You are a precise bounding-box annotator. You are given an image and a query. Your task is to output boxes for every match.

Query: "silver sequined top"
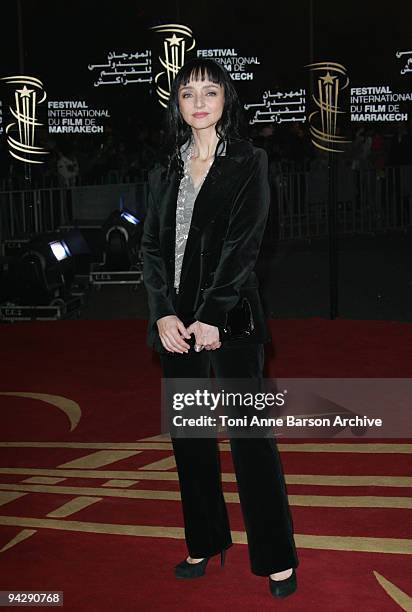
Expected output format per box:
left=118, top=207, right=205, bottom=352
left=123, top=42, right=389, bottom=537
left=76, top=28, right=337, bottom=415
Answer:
left=174, top=138, right=226, bottom=292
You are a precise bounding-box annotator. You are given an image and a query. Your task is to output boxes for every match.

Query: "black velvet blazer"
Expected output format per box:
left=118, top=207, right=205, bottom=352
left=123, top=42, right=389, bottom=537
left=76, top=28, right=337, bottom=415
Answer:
left=141, top=138, right=272, bottom=354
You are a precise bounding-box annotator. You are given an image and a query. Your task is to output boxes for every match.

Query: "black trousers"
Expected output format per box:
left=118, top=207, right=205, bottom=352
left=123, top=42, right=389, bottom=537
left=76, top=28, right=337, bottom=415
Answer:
left=159, top=338, right=299, bottom=576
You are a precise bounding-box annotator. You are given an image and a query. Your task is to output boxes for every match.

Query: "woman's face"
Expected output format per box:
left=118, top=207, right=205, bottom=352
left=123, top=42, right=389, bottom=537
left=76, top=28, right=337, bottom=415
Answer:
left=178, top=76, right=225, bottom=131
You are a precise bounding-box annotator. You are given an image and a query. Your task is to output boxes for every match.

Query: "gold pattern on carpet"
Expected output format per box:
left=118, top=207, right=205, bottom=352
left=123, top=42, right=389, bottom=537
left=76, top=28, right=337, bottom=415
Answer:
left=0, top=430, right=411, bottom=612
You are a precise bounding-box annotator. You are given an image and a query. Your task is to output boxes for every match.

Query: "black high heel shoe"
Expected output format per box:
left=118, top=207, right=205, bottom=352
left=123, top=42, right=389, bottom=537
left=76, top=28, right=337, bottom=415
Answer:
left=268, top=568, right=297, bottom=598
left=174, top=548, right=227, bottom=578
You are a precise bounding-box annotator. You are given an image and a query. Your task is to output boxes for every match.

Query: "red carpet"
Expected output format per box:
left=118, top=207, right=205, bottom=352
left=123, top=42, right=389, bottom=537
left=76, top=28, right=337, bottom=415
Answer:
left=0, top=318, right=411, bottom=611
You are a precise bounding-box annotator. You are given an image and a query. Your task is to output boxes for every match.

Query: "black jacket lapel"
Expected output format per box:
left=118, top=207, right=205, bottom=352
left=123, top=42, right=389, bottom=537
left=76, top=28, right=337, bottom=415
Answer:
left=178, top=147, right=249, bottom=289
left=156, top=169, right=179, bottom=285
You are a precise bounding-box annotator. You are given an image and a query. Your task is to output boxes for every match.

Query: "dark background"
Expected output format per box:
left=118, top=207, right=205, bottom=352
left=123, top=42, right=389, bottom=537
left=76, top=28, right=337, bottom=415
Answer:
left=1, top=1, right=412, bottom=130
left=1, top=1, right=412, bottom=322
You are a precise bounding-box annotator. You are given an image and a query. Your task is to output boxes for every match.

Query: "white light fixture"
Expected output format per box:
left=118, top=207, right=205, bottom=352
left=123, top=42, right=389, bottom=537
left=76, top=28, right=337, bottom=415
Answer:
left=49, top=240, right=71, bottom=261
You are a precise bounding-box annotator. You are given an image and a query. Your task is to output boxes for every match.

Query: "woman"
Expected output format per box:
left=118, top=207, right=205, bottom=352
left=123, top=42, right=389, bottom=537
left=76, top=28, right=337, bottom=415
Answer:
left=142, top=58, right=299, bottom=598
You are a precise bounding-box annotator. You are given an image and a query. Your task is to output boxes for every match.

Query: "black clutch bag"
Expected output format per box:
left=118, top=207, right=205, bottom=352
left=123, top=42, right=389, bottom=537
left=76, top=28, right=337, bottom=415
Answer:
left=219, top=297, right=255, bottom=341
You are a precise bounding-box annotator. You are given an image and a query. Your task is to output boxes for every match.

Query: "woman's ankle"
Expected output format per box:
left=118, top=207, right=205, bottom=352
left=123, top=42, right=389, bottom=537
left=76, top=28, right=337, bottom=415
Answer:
left=270, top=568, right=293, bottom=580
left=186, top=556, right=205, bottom=564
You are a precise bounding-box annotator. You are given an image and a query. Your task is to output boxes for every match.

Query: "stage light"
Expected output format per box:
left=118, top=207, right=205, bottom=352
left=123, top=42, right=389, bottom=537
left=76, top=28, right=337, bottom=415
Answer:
left=49, top=240, right=71, bottom=261
left=3, top=229, right=90, bottom=307
left=7, top=248, right=65, bottom=306
left=120, top=210, right=140, bottom=225
left=101, top=208, right=142, bottom=272
left=48, top=228, right=90, bottom=262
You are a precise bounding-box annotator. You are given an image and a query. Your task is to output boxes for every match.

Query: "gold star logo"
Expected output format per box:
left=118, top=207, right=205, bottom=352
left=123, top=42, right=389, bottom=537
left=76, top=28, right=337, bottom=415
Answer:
left=166, top=33, right=184, bottom=46
left=320, top=72, right=336, bottom=85
left=16, top=85, right=34, bottom=98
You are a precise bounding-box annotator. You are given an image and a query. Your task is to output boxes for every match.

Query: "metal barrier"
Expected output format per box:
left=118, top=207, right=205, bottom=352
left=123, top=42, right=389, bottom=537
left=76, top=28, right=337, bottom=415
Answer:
left=0, top=182, right=148, bottom=247
left=272, top=164, right=412, bottom=240
left=1, top=168, right=411, bottom=248
left=0, top=170, right=146, bottom=192
left=0, top=187, right=72, bottom=245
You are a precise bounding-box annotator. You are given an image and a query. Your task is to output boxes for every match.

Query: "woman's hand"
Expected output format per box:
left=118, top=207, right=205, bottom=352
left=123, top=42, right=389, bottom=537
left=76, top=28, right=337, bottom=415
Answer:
left=156, top=315, right=191, bottom=353
left=186, top=320, right=222, bottom=351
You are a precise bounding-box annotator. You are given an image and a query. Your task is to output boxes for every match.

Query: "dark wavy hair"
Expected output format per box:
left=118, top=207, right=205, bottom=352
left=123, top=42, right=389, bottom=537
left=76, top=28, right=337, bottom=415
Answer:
left=164, top=58, right=246, bottom=178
